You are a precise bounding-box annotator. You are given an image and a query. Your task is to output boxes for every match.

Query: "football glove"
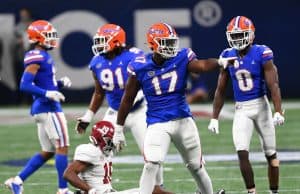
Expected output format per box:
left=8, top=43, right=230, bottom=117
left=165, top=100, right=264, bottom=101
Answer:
left=59, top=76, right=72, bottom=88
left=273, top=112, right=285, bottom=126
left=218, top=56, right=237, bottom=69
left=45, top=91, right=65, bottom=102
left=113, top=124, right=126, bottom=153
left=208, top=118, right=219, bottom=134
left=75, top=109, right=94, bottom=134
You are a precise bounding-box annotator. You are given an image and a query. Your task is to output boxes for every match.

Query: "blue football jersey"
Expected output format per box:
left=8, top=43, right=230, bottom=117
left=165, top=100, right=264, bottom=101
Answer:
left=128, top=48, right=196, bottom=125
left=89, top=47, right=143, bottom=110
left=220, top=44, right=274, bottom=102
left=23, top=49, right=62, bottom=115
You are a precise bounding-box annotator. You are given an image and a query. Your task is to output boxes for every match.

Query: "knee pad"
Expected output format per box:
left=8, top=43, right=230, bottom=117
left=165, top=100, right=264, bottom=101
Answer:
left=186, top=159, right=202, bottom=171
left=144, top=162, right=160, bottom=172
left=266, top=153, right=280, bottom=167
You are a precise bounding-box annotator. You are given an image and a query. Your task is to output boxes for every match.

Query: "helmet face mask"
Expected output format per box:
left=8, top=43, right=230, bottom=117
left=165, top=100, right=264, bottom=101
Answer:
left=154, top=37, right=179, bottom=58
left=226, top=16, right=255, bottom=51
left=101, top=137, right=114, bottom=155
left=92, top=35, right=112, bottom=55
left=226, top=30, right=254, bottom=50
left=92, top=24, right=126, bottom=56
left=41, top=29, right=59, bottom=48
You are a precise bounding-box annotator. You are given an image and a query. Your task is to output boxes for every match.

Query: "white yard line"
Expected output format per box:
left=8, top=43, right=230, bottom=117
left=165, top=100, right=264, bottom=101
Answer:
left=110, top=151, right=300, bottom=164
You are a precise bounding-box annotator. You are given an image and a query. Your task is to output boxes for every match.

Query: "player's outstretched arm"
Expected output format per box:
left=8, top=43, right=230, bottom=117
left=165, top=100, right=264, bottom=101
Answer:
left=188, top=57, right=237, bottom=73
left=76, top=73, right=105, bottom=134
left=264, top=60, right=284, bottom=125
left=63, top=160, right=94, bottom=193
left=208, top=69, right=229, bottom=134
left=188, top=58, right=219, bottom=73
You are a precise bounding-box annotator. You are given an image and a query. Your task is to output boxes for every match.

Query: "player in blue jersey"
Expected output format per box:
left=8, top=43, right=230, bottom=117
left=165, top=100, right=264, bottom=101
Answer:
left=75, top=24, right=172, bottom=194
left=4, top=20, right=73, bottom=194
left=116, top=22, right=234, bottom=194
left=208, top=16, right=284, bottom=194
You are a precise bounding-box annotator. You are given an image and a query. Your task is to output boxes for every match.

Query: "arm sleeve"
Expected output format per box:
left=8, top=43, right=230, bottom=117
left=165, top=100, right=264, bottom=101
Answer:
left=19, top=72, right=46, bottom=97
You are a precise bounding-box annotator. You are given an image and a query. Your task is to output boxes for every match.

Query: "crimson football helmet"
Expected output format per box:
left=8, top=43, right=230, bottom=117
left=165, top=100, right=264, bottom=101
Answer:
left=226, top=16, right=255, bottom=50
left=27, top=20, right=59, bottom=49
left=147, top=22, right=179, bottom=58
left=89, top=120, right=115, bottom=155
left=92, top=24, right=126, bottom=55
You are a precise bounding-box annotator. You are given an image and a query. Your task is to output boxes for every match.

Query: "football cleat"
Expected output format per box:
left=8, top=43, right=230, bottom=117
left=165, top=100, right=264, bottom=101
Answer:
left=4, top=177, right=24, bottom=194
left=215, top=189, right=225, bottom=194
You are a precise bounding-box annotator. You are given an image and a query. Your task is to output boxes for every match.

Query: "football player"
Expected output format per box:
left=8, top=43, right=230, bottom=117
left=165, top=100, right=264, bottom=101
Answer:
left=116, top=22, right=232, bottom=194
left=75, top=24, right=171, bottom=194
left=208, top=16, right=284, bottom=194
left=4, top=20, right=73, bottom=194
left=64, top=120, right=141, bottom=194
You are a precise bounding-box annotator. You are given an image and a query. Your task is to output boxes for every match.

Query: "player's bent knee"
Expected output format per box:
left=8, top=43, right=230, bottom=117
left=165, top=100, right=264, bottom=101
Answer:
left=264, top=149, right=276, bottom=157
left=186, top=159, right=202, bottom=171
left=144, top=161, right=160, bottom=171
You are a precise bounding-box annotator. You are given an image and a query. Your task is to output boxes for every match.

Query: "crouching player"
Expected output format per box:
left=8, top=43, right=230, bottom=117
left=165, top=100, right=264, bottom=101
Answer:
left=64, top=120, right=162, bottom=194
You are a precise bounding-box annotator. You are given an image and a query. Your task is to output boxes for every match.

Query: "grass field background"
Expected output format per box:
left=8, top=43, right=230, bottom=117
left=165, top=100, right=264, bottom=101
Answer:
left=0, top=103, right=299, bottom=193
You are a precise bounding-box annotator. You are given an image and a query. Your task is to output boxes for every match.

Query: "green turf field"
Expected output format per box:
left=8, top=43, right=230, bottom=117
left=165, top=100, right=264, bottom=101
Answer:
left=0, top=106, right=299, bottom=193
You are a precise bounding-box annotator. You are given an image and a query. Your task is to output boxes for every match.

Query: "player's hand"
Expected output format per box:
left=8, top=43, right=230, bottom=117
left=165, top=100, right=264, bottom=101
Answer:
left=45, top=91, right=65, bottom=102
left=75, top=109, right=94, bottom=134
left=208, top=118, right=219, bottom=134
left=218, top=56, right=237, bottom=69
left=59, top=76, right=72, bottom=88
left=273, top=112, right=285, bottom=126
left=87, top=188, right=96, bottom=194
left=113, top=124, right=126, bottom=153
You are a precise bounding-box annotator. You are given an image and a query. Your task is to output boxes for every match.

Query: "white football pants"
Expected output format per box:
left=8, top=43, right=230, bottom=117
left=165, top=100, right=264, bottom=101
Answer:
left=33, top=112, right=70, bottom=152
left=233, top=95, right=276, bottom=156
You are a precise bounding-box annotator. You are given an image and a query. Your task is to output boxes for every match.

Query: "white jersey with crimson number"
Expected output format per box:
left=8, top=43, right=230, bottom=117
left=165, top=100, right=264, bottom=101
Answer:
left=74, top=143, right=113, bottom=193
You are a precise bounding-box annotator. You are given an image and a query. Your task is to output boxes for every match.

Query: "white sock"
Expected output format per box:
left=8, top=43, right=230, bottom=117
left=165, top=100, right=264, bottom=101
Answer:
left=58, top=188, right=68, bottom=193
left=155, top=165, right=163, bottom=186
left=14, top=176, right=23, bottom=185
left=139, top=162, right=159, bottom=194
